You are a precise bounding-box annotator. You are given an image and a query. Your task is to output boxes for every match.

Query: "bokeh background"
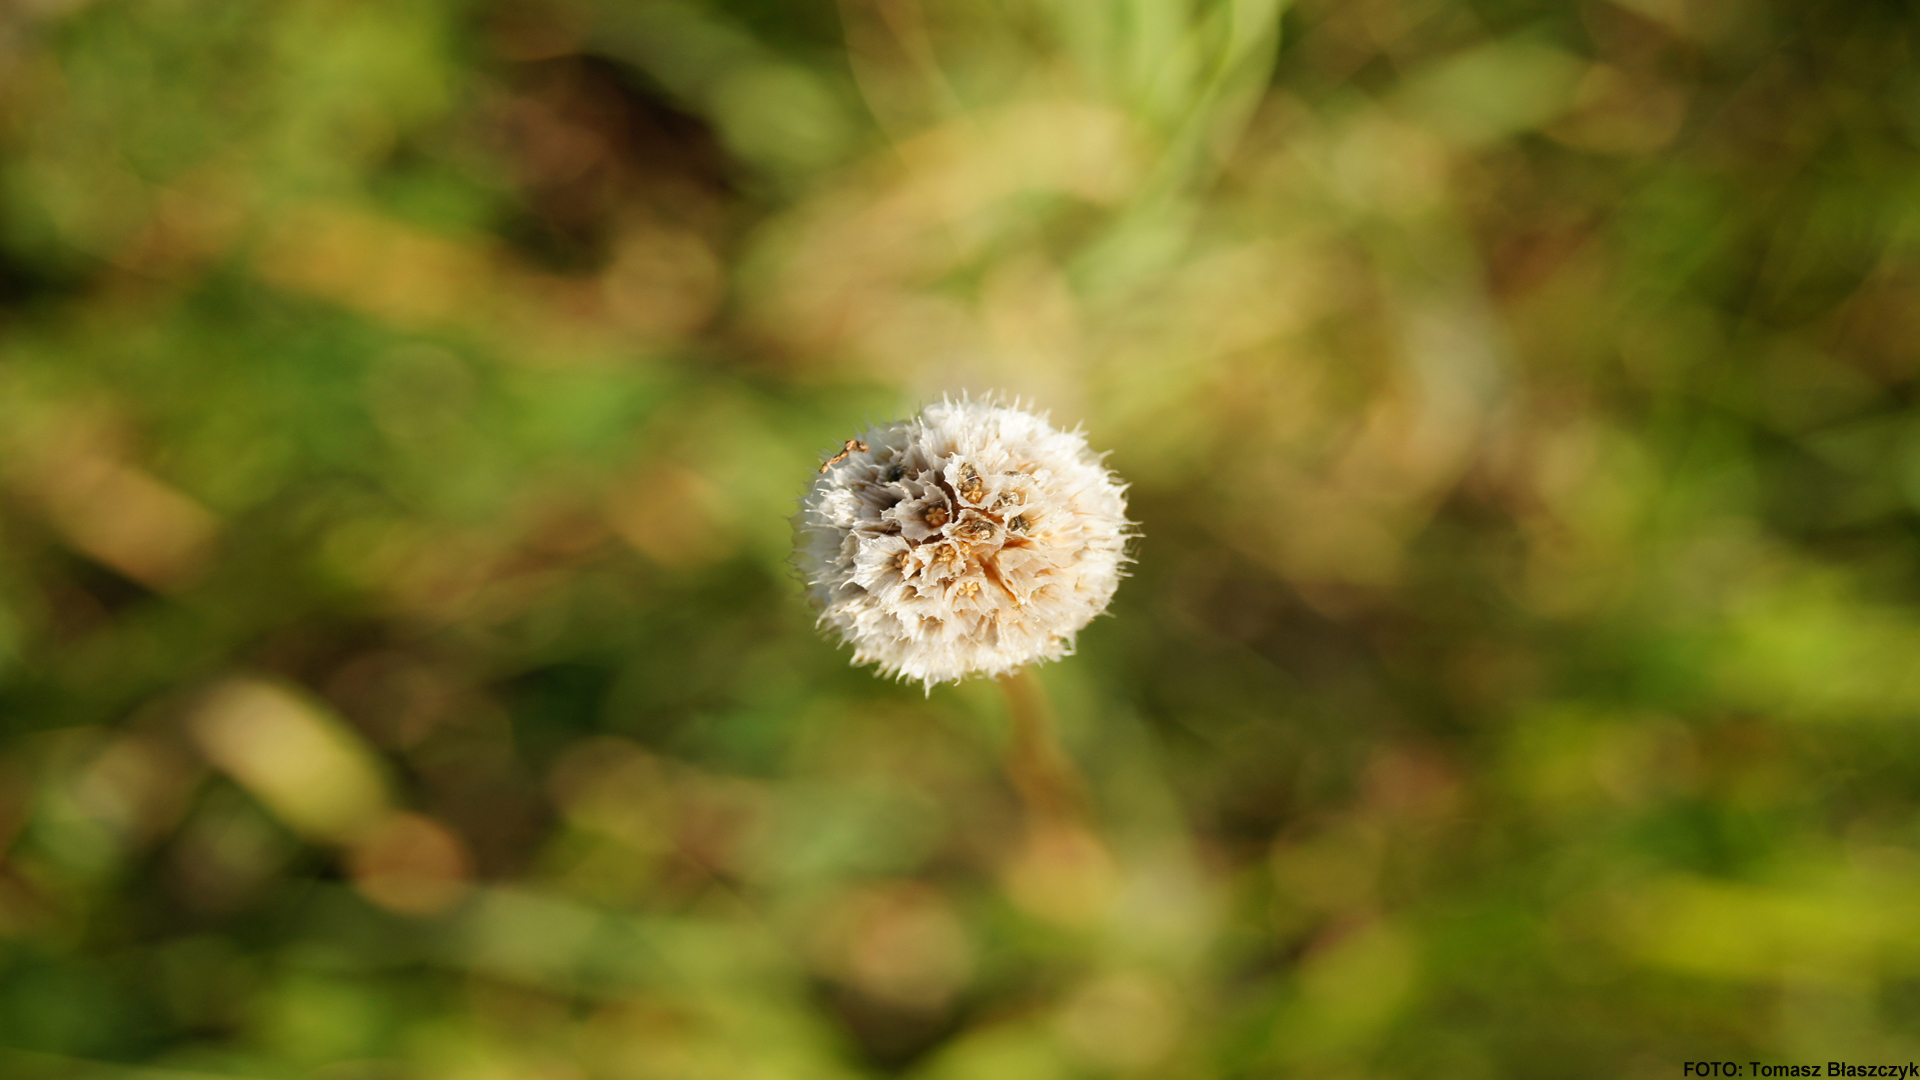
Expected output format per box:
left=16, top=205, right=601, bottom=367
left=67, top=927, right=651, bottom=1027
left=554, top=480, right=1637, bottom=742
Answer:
left=3, top=0, right=1920, bottom=1075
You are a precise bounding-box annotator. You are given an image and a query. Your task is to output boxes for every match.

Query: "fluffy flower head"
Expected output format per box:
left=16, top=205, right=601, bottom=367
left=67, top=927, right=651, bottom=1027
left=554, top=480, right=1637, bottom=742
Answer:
left=796, top=398, right=1130, bottom=687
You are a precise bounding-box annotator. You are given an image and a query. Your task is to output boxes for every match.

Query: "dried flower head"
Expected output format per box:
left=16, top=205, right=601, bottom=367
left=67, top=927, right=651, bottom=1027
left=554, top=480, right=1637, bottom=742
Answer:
left=796, top=398, right=1130, bottom=687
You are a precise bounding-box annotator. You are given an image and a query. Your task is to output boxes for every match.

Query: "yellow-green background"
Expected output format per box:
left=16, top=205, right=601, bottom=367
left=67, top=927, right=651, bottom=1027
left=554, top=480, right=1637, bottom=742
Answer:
left=2, top=0, right=1917, bottom=1075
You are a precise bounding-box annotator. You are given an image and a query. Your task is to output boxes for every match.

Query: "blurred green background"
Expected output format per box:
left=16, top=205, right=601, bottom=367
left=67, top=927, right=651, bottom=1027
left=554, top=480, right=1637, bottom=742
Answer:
left=3, top=0, right=1920, bottom=1075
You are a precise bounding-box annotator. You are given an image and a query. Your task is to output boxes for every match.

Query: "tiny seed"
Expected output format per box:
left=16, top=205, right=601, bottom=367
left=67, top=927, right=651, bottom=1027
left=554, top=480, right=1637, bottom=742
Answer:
left=1008, top=514, right=1030, bottom=533
left=886, top=463, right=906, bottom=482
left=925, top=505, right=950, bottom=529
left=958, top=463, right=985, bottom=502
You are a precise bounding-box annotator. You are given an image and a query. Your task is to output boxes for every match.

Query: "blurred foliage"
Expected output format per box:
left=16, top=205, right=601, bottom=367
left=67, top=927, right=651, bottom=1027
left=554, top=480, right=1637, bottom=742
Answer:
left=3, top=0, right=1920, bottom=1075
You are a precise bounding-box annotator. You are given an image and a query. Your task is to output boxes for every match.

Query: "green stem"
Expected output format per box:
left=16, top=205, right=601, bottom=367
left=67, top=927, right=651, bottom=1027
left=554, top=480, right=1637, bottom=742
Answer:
left=998, top=667, right=1088, bottom=830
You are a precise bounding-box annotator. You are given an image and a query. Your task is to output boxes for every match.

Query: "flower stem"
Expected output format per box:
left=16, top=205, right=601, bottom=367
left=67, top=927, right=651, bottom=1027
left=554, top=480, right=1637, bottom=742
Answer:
left=998, top=667, right=1088, bottom=829
left=996, top=667, right=1114, bottom=922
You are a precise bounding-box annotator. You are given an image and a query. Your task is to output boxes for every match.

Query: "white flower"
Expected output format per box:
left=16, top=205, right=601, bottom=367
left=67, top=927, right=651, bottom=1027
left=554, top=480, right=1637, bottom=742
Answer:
left=796, top=398, right=1131, bottom=687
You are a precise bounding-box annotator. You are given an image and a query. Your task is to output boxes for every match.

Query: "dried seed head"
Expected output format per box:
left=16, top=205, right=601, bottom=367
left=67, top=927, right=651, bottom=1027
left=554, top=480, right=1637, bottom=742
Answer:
left=795, top=397, right=1131, bottom=687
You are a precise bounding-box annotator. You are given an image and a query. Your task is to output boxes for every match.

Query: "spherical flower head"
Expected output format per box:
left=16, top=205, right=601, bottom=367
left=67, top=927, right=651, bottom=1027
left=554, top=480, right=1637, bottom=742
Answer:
left=796, top=398, right=1131, bottom=688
